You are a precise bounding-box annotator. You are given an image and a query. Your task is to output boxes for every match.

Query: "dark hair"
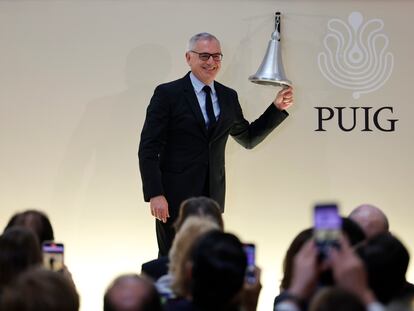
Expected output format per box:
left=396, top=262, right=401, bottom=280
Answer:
left=5, top=210, right=54, bottom=244
left=357, top=233, right=410, bottom=304
left=104, top=274, right=162, bottom=311
left=174, top=196, right=223, bottom=232
left=0, top=227, right=42, bottom=290
left=309, top=287, right=366, bottom=311
left=281, top=228, right=313, bottom=290
left=191, top=231, right=247, bottom=311
left=0, top=268, right=79, bottom=311
left=341, top=217, right=366, bottom=246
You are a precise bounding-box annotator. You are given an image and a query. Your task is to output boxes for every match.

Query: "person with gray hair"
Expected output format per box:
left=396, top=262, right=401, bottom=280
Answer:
left=187, top=32, right=220, bottom=52
left=139, top=32, right=294, bottom=256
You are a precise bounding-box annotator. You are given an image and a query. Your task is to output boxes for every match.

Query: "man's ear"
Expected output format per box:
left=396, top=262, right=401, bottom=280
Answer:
left=185, top=52, right=191, bottom=65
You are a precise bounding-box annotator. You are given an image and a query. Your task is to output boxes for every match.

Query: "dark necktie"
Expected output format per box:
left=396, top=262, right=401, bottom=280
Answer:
left=203, top=85, right=216, bottom=128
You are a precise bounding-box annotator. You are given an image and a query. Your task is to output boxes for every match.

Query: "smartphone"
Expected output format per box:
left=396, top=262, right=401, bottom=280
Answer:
left=42, top=241, right=64, bottom=272
left=243, top=243, right=256, bottom=284
left=314, top=204, right=342, bottom=259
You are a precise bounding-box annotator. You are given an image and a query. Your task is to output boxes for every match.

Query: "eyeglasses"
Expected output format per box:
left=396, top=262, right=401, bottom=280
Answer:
left=190, top=50, right=223, bottom=61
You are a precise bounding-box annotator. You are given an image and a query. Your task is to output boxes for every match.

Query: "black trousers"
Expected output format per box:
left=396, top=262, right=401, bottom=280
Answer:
left=155, top=171, right=210, bottom=257
left=155, top=218, right=176, bottom=258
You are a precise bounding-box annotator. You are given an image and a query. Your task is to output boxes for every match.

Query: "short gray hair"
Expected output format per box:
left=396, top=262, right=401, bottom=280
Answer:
left=187, top=32, right=220, bottom=51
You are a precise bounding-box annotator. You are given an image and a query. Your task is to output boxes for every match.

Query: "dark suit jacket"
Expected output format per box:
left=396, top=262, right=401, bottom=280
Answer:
left=139, top=72, right=288, bottom=217
left=141, top=256, right=169, bottom=281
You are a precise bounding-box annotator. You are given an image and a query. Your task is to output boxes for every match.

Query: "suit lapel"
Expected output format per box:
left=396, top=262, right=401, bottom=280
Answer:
left=183, top=73, right=209, bottom=137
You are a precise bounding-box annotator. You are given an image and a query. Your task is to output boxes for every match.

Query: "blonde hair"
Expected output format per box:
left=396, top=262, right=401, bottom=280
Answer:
left=169, top=216, right=220, bottom=297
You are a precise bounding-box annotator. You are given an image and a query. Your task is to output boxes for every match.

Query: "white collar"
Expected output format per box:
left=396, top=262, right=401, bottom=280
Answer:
left=189, top=72, right=216, bottom=94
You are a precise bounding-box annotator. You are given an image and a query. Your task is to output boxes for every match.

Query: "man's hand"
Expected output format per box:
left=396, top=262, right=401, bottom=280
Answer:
left=150, top=195, right=169, bottom=223
left=273, top=86, right=294, bottom=111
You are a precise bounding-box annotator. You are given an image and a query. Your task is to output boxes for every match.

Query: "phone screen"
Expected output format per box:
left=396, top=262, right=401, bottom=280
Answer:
left=243, top=243, right=256, bottom=284
left=42, top=241, right=64, bottom=272
left=314, top=204, right=341, bottom=258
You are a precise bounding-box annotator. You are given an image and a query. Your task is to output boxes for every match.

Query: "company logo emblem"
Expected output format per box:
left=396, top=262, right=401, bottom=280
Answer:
left=318, top=12, right=393, bottom=99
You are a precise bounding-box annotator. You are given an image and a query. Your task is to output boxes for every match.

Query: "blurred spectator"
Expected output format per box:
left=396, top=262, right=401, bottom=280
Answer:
left=190, top=231, right=251, bottom=311
left=104, top=274, right=162, bottom=311
left=142, top=196, right=223, bottom=281
left=309, top=287, right=366, bottom=311
left=349, top=204, right=389, bottom=239
left=356, top=233, right=412, bottom=305
left=173, top=196, right=224, bottom=232
left=4, top=209, right=54, bottom=245
left=159, top=216, right=220, bottom=301
left=0, top=267, right=79, bottom=311
left=280, top=218, right=365, bottom=291
left=280, top=228, right=313, bottom=291
left=0, top=227, right=42, bottom=291
left=274, top=236, right=380, bottom=311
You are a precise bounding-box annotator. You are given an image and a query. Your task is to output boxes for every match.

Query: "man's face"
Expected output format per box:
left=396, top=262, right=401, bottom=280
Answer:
left=186, top=39, right=222, bottom=85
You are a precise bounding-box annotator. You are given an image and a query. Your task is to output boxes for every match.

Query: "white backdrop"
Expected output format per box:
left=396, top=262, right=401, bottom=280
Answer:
left=1, top=1, right=413, bottom=310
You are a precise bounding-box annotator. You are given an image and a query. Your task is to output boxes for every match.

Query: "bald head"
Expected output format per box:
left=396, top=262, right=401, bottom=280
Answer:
left=349, top=204, right=389, bottom=239
left=104, top=274, right=161, bottom=311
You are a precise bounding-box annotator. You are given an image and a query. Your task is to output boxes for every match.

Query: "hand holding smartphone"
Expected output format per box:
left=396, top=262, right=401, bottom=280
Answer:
left=243, top=243, right=256, bottom=284
left=313, top=204, right=342, bottom=259
left=42, top=241, right=64, bottom=272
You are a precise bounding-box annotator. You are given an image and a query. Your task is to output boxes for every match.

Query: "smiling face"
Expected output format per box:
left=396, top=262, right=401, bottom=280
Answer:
left=186, top=38, right=222, bottom=85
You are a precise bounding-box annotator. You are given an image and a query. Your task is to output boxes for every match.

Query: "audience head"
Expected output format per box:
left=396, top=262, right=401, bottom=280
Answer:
left=309, top=287, right=366, bottom=311
left=190, top=230, right=247, bottom=311
left=170, top=216, right=220, bottom=298
left=0, top=267, right=79, bottom=311
left=0, top=227, right=42, bottom=290
left=357, top=233, right=409, bottom=304
left=281, top=228, right=313, bottom=290
left=349, top=204, right=389, bottom=239
left=104, top=274, right=161, bottom=311
left=174, top=196, right=223, bottom=232
left=5, top=209, right=54, bottom=244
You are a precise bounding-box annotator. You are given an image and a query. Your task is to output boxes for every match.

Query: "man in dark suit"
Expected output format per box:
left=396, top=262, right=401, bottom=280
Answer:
left=139, top=33, right=293, bottom=256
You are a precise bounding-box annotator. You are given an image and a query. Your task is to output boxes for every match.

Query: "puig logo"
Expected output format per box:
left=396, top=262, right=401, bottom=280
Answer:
left=315, top=12, right=397, bottom=132
left=318, top=11, right=393, bottom=99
